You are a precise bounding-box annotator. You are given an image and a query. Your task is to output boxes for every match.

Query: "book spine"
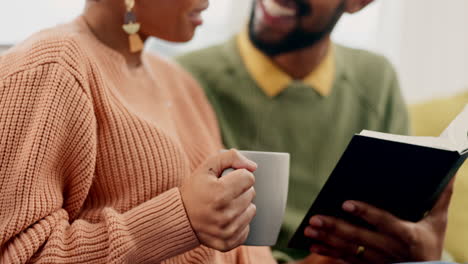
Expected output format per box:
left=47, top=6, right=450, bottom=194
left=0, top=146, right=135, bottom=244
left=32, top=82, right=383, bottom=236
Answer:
left=424, top=154, right=467, bottom=215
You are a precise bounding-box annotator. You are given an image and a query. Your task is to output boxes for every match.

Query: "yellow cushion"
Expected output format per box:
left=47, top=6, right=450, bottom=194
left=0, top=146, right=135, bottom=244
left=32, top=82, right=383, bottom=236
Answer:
left=410, top=92, right=468, bottom=263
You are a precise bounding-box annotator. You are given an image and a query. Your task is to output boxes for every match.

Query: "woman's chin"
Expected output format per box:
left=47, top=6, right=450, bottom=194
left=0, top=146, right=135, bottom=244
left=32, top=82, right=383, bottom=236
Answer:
left=155, top=31, right=196, bottom=43
left=173, top=34, right=195, bottom=43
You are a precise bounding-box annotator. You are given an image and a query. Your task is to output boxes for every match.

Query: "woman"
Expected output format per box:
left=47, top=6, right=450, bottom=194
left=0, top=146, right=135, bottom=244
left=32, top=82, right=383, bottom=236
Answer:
left=0, top=0, right=276, bottom=263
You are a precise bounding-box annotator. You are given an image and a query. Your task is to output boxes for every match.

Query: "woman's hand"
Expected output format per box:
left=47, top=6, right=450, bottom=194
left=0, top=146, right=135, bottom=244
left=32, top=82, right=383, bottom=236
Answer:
left=180, top=149, right=257, bottom=252
left=303, top=178, right=455, bottom=264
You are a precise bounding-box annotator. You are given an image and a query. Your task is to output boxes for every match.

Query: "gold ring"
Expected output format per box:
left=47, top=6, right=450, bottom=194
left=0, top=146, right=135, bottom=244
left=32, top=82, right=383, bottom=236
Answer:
left=355, top=245, right=365, bottom=257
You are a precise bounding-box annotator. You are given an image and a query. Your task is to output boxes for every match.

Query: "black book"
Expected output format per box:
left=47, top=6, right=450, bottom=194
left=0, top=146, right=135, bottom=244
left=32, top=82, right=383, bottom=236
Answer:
left=288, top=106, right=468, bottom=250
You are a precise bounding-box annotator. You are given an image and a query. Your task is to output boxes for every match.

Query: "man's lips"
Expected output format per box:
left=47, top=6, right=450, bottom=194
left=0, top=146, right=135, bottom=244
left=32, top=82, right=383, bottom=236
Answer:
left=258, top=0, right=298, bottom=30
left=262, top=0, right=298, bottom=17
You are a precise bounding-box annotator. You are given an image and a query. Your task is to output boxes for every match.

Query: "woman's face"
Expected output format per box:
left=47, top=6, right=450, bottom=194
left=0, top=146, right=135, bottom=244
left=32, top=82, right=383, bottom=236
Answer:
left=135, top=0, right=209, bottom=42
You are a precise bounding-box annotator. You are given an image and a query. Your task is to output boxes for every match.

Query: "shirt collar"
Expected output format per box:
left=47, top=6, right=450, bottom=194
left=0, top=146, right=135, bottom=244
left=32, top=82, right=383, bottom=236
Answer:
left=236, top=30, right=336, bottom=97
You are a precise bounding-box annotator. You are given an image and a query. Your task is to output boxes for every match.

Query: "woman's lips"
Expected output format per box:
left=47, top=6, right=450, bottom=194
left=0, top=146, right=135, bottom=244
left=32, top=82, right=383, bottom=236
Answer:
left=189, top=12, right=204, bottom=26
left=189, top=2, right=209, bottom=26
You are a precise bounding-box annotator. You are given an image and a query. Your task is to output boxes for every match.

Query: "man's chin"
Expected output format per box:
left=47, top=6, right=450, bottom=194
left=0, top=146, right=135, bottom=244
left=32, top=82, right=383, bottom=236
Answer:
left=249, top=38, right=291, bottom=56
left=254, top=35, right=290, bottom=48
left=249, top=28, right=328, bottom=56
left=252, top=26, right=295, bottom=47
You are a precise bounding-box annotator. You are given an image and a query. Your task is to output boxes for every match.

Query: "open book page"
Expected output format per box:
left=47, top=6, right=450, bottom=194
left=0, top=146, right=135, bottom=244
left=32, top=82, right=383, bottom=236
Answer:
left=359, top=130, right=456, bottom=151
left=440, top=105, right=468, bottom=153
left=360, top=104, right=468, bottom=153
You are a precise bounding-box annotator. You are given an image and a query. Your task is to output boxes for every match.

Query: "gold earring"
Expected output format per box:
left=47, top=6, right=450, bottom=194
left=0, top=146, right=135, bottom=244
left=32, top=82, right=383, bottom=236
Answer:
left=123, top=0, right=144, bottom=53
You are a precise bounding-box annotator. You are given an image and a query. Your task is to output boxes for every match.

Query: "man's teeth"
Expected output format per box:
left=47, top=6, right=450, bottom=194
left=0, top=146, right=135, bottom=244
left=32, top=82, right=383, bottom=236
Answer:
left=263, top=0, right=296, bottom=17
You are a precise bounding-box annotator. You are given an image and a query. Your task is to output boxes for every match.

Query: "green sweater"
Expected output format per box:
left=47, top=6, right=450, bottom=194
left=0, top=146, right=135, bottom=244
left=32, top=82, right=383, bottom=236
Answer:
left=177, top=39, right=409, bottom=260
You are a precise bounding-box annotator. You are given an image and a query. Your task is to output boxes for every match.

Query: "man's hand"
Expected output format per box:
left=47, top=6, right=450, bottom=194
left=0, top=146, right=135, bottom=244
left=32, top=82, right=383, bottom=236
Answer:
left=303, top=178, right=455, bottom=264
left=288, top=254, right=347, bottom=264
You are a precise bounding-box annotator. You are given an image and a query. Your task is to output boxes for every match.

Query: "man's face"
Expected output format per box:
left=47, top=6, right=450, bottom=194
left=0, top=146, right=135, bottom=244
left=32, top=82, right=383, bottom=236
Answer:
left=249, top=0, right=346, bottom=56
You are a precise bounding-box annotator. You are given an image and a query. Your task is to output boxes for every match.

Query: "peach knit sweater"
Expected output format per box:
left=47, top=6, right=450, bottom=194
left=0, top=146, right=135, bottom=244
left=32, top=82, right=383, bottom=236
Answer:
left=0, top=18, right=275, bottom=264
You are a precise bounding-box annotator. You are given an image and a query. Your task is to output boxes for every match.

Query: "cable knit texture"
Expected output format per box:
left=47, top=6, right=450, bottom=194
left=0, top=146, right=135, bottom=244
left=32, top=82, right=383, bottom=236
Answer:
left=0, top=17, right=275, bottom=264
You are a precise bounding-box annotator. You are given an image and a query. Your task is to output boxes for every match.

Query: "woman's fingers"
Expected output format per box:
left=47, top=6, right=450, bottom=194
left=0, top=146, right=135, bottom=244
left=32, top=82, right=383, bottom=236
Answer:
left=211, top=149, right=257, bottom=176
left=222, top=186, right=256, bottom=222
left=219, top=168, right=255, bottom=204
left=180, top=150, right=258, bottom=252
left=196, top=204, right=255, bottom=252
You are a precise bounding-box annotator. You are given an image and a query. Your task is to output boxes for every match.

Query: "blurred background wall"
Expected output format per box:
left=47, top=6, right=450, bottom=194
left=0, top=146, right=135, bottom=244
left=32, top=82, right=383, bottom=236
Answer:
left=1, top=0, right=468, bottom=104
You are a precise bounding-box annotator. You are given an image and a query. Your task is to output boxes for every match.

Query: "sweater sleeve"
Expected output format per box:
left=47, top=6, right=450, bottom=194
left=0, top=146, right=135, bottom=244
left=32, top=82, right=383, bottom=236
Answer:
left=0, top=63, right=199, bottom=264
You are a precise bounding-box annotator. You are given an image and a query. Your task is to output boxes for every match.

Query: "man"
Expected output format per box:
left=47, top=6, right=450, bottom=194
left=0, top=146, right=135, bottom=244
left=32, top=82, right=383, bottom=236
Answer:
left=177, top=0, right=453, bottom=263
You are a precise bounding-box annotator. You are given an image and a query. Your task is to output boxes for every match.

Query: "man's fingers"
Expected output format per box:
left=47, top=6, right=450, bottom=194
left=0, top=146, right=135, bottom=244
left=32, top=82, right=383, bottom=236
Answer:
left=306, top=215, right=404, bottom=259
left=309, top=243, right=393, bottom=264
left=304, top=227, right=351, bottom=259
left=299, top=254, right=349, bottom=264
left=342, top=200, right=411, bottom=238
left=341, top=201, right=421, bottom=248
left=428, top=177, right=455, bottom=220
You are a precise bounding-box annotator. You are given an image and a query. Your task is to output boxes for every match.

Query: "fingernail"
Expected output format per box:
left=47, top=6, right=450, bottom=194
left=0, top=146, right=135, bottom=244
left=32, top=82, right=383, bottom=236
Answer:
left=343, top=201, right=356, bottom=212
left=248, top=160, right=258, bottom=169
left=240, top=153, right=257, bottom=169
left=305, top=227, right=319, bottom=238
left=309, top=217, right=323, bottom=227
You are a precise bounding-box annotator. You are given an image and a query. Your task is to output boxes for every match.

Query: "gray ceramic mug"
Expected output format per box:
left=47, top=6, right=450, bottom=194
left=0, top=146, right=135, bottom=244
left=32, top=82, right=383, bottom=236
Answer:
left=222, top=150, right=290, bottom=246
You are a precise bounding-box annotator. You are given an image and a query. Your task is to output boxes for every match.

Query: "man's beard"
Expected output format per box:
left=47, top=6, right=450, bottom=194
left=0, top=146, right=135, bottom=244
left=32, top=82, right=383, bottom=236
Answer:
left=249, top=0, right=346, bottom=56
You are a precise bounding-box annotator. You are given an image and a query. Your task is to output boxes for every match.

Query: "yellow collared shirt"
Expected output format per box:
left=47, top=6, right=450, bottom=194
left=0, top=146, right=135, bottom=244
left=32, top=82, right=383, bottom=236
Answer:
left=237, top=30, right=336, bottom=97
